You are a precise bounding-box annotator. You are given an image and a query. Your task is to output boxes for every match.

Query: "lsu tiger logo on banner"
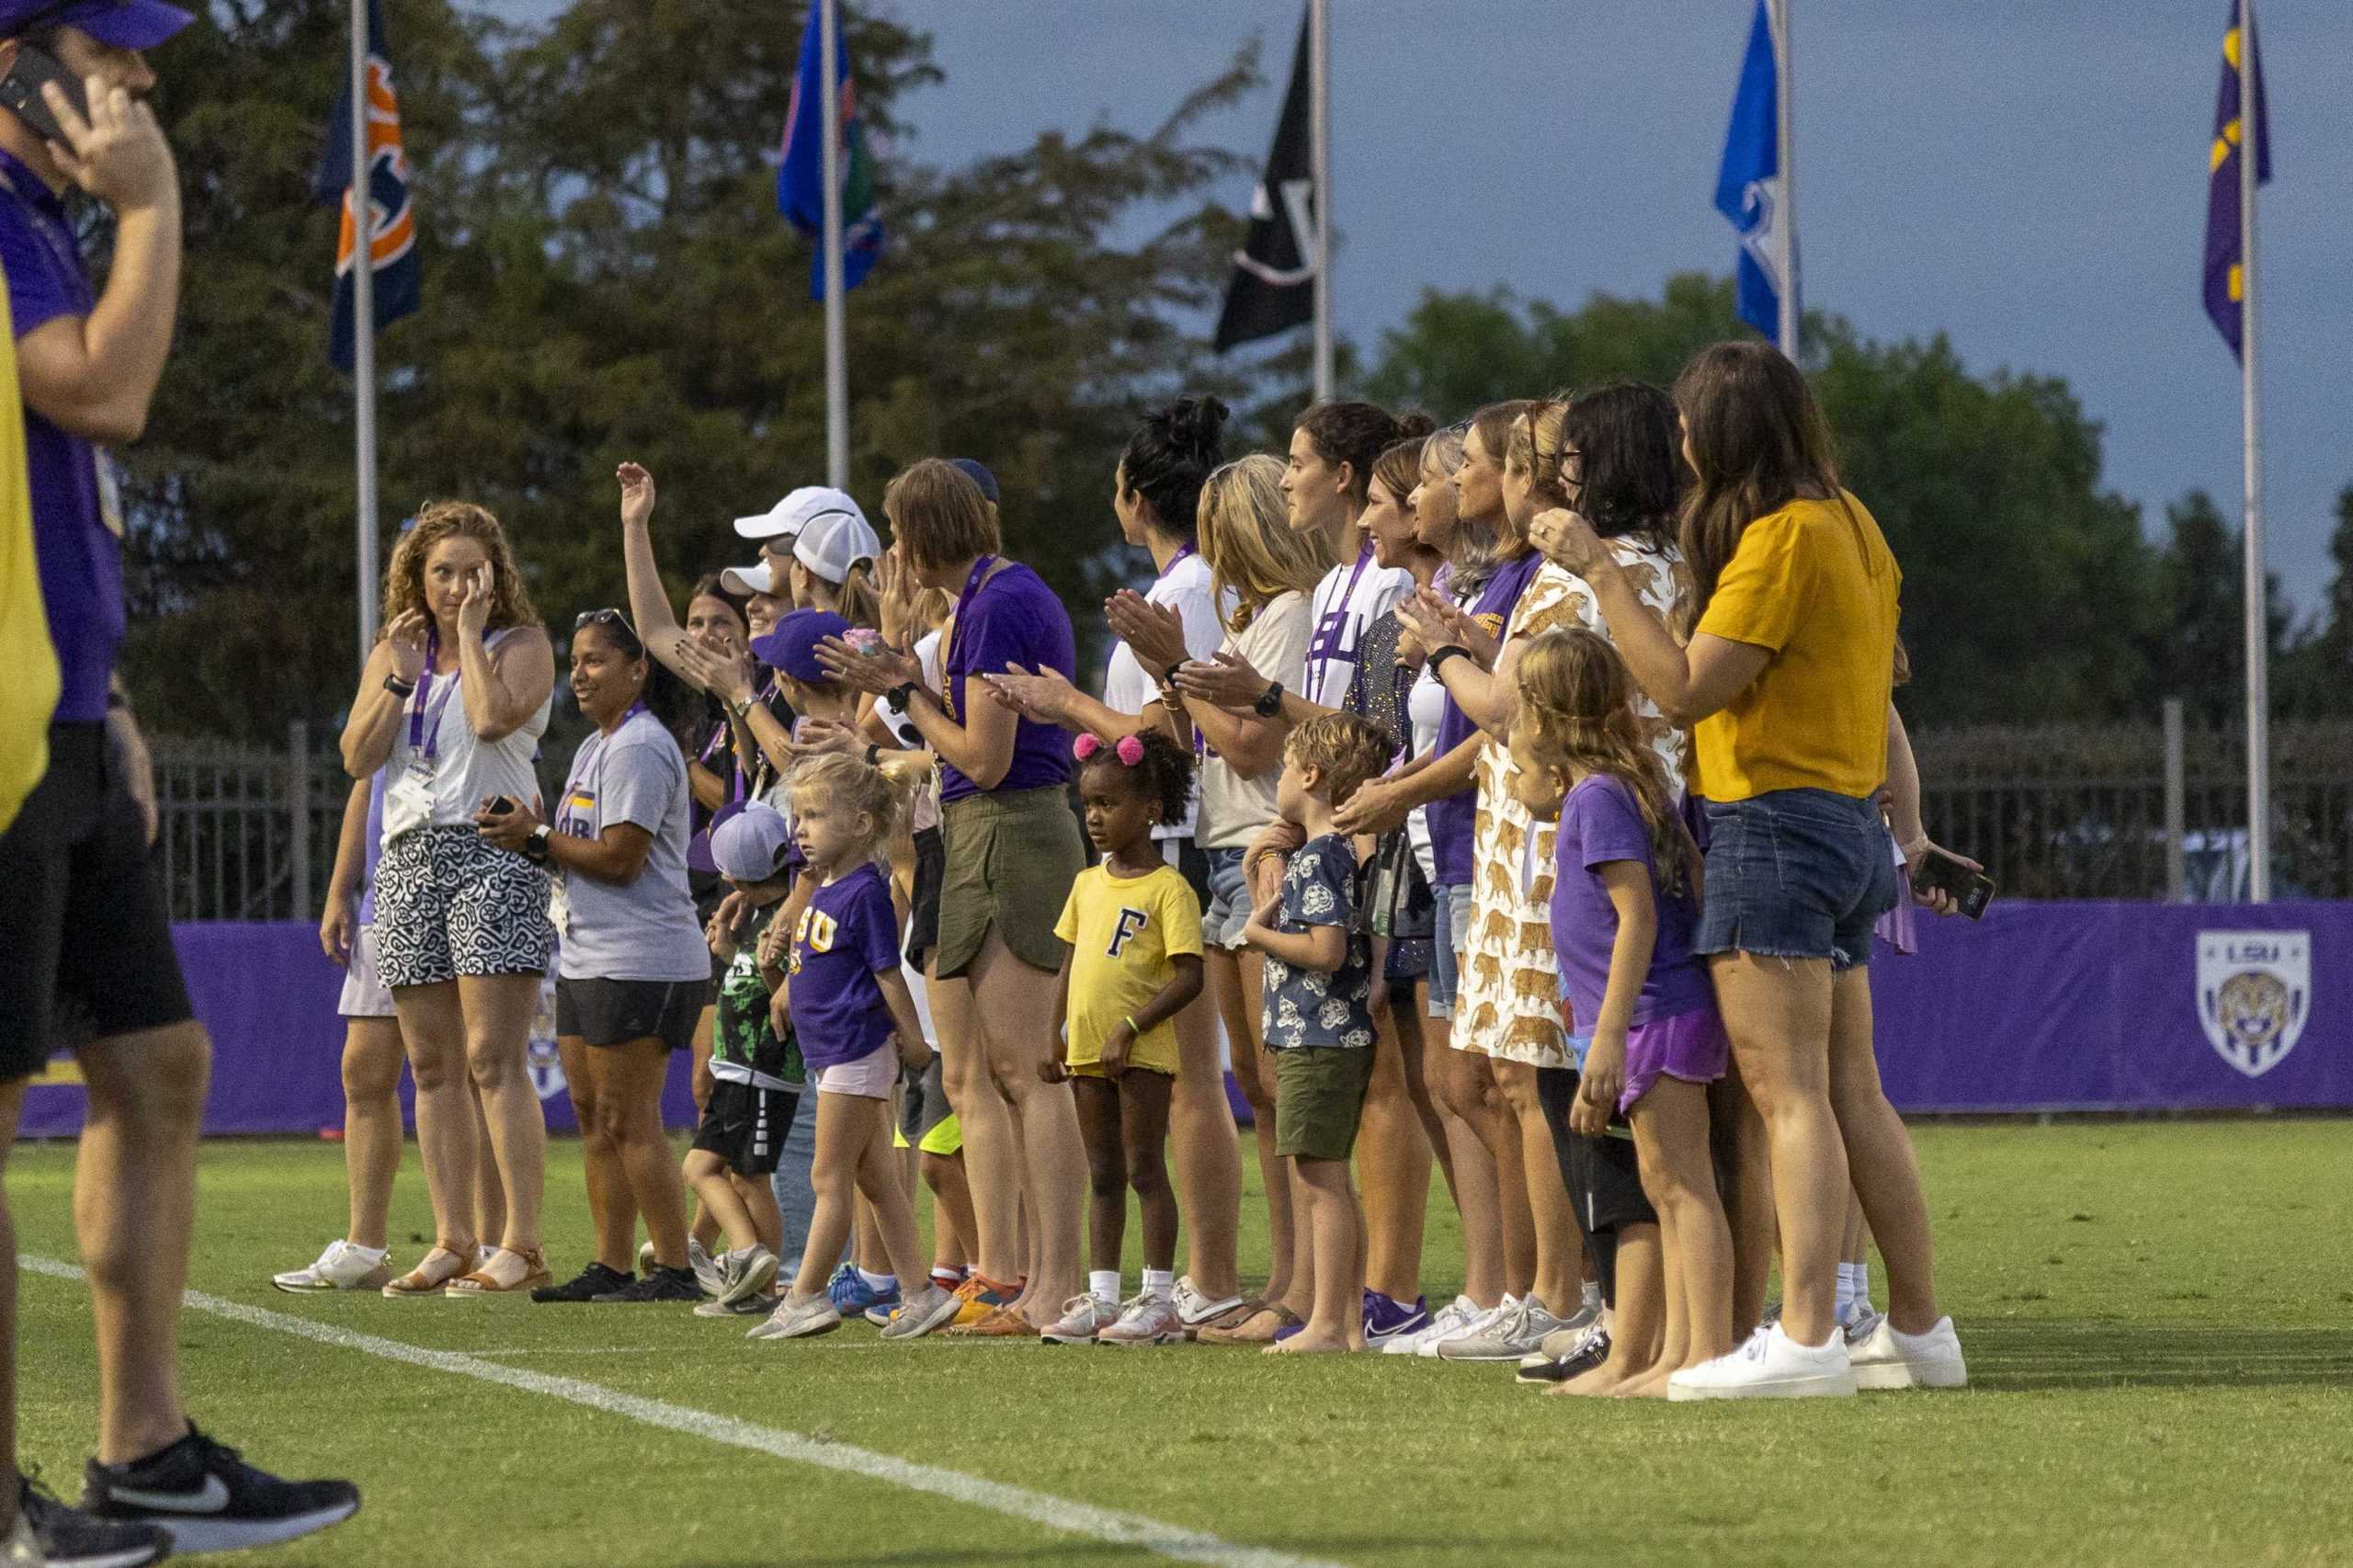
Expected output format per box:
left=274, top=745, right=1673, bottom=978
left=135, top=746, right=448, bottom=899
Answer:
left=2195, top=930, right=2309, bottom=1079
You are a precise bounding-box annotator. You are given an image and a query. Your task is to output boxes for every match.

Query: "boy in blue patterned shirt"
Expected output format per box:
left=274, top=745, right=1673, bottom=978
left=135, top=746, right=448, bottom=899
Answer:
left=1242, top=712, right=1393, bottom=1355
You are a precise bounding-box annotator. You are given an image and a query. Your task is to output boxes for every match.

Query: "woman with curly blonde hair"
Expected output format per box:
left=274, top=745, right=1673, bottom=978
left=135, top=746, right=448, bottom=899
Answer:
left=341, top=500, right=559, bottom=1297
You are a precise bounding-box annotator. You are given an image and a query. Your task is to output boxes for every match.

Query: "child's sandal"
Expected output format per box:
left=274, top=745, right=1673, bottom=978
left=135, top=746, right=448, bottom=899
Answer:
left=381, top=1242, right=475, bottom=1298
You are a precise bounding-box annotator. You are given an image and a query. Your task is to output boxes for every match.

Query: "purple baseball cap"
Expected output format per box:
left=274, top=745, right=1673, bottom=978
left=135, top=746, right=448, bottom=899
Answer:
left=750, top=608, right=851, bottom=685
left=0, top=1, right=194, bottom=50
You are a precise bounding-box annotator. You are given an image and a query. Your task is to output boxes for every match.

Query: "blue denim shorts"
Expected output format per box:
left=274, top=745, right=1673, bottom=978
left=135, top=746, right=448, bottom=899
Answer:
left=1203, top=847, right=1253, bottom=950
left=1691, top=789, right=1899, bottom=971
left=1427, top=881, right=1474, bottom=1019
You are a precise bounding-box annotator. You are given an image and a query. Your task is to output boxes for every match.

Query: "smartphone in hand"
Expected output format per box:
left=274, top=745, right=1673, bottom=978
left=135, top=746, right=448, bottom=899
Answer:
left=0, top=45, right=86, bottom=146
left=1913, top=849, right=1995, bottom=919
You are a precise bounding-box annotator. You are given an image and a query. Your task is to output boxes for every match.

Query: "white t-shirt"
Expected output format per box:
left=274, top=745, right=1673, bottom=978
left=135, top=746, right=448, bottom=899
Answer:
left=1196, top=591, right=1312, bottom=850
left=382, top=627, right=551, bottom=843
left=1404, top=664, right=1447, bottom=883
left=1302, top=543, right=1413, bottom=710
left=874, top=631, right=946, bottom=835
left=1101, top=550, right=1227, bottom=839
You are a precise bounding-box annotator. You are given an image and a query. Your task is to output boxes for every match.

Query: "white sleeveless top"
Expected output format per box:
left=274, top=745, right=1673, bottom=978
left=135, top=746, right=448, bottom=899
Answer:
left=382, top=627, right=551, bottom=843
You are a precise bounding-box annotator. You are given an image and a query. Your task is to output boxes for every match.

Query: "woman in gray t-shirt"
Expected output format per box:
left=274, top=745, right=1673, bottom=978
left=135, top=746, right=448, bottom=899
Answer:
left=480, top=609, right=712, bottom=1302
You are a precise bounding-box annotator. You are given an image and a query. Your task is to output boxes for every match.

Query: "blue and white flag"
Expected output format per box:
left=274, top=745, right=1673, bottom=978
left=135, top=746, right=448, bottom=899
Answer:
left=1714, top=0, right=1791, bottom=341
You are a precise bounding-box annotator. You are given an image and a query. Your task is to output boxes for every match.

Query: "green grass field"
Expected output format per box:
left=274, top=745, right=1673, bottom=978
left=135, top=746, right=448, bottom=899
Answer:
left=11, top=1120, right=2352, bottom=1568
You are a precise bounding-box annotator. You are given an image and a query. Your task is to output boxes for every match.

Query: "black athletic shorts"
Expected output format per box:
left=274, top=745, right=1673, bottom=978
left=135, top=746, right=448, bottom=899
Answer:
left=691, top=1077, right=800, bottom=1176
left=0, top=722, right=194, bottom=1082
left=1537, top=1064, right=1656, bottom=1237
left=904, top=824, right=944, bottom=971
left=555, top=976, right=709, bottom=1052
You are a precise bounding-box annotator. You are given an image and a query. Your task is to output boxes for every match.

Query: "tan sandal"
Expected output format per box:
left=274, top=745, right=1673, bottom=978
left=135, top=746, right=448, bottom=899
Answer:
left=447, top=1245, right=553, bottom=1297
left=381, top=1242, right=476, bottom=1299
left=1197, top=1301, right=1301, bottom=1345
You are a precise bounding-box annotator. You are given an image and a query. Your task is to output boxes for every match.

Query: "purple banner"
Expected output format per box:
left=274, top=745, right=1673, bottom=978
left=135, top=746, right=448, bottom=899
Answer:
left=19, top=924, right=699, bottom=1141
left=17, top=903, right=2350, bottom=1140
left=1870, top=901, right=2353, bottom=1112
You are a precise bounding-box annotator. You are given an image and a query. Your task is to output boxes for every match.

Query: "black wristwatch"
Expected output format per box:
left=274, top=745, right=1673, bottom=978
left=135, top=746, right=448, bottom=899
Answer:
left=1252, top=680, right=1285, bottom=719
left=522, top=824, right=551, bottom=864
left=886, top=681, right=920, bottom=710
left=384, top=673, right=417, bottom=699
left=1428, top=645, right=1472, bottom=676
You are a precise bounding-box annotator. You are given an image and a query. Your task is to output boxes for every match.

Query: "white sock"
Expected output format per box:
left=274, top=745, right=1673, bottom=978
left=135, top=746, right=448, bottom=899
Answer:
left=347, top=1242, right=388, bottom=1261
left=1089, top=1270, right=1121, bottom=1305
left=1835, top=1263, right=1859, bottom=1325
left=1582, top=1279, right=1601, bottom=1312
left=858, top=1268, right=895, bottom=1293
left=1854, top=1261, right=1872, bottom=1307
left=1142, top=1267, right=1175, bottom=1300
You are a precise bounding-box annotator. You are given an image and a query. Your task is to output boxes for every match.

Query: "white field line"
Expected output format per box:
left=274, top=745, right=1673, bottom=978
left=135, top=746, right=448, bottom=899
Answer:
left=21, top=1256, right=1348, bottom=1568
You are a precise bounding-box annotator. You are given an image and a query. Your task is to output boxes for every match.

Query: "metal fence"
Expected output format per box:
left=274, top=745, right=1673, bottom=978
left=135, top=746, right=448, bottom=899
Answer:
left=152, top=726, right=347, bottom=923
left=145, top=716, right=2353, bottom=919
left=1911, top=715, right=2353, bottom=902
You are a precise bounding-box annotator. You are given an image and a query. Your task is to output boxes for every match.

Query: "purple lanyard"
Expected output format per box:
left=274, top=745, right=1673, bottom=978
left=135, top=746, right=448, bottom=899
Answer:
left=1154, top=542, right=1197, bottom=584
left=407, top=628, right=460, bottom=762
left=1306, top=545, right=1373, bottom=702
left=559, top=704, right=647, bottom=837
left=943, top=555, right=998, bottom=721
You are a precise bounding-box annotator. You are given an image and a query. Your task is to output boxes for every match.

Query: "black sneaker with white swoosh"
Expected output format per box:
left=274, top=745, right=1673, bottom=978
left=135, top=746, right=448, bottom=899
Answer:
left=17, top=1471, right=171, bottom=1568
left=79, top=1426, right=358, bottom=1555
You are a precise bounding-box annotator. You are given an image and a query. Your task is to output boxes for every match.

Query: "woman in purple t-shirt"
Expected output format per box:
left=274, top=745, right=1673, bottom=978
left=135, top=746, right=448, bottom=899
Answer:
left=818, top=459, right=1089, bottom=1334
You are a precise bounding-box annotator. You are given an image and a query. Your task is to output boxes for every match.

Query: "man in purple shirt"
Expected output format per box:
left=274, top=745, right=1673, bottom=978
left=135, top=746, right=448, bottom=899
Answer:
left=0, top=5, right=357, bottom=1557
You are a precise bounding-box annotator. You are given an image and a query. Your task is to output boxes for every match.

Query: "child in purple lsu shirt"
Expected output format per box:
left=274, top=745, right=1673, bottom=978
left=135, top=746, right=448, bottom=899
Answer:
left=750, top=752, right=962, bottom=1345
left=1513, top=628, right=1737, bottom=1401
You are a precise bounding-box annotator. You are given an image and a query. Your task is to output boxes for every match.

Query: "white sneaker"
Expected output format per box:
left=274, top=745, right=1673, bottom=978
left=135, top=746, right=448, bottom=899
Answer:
left=716, top=1245, right=779, bottom=1307
left=1437, top=1294, right=1564, bottom=1361
left=689, top=1236, right=725, bottom=1299
left=636, top=1240, right=658, bottom=1278
left=881, top=1283, right=961, bottom=1340
left=1420, top=1295, right=1513, bottom=1358
left=272, top=1239, right=392, bottom=1293
left=1039, top=1293, right=1119, bottom=1345
left=1848, top=1314, right=1967, bottom=1391
left=1172, top=1276, right=1244, bottom=1330
left=748, top=1291, right=841, bottom=1340
left=1384, top=1294, right=1474, bottom=1356
left=1097, top=1292, right=1181, bottom=1347
left=1668, top=1323, right=1858, bottom=1400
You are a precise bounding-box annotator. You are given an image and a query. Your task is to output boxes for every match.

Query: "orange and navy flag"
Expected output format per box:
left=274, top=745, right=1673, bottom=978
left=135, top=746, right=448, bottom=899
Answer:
left=2203, top=2, right=2270, bottom=361
left=315, top=0, right=420, bottom=373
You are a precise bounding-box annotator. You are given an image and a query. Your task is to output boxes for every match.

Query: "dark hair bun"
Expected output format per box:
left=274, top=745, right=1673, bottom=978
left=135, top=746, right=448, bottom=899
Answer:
left=1164, top=396, right=1230, bottom=460
left=1392, top=412, right=1437, bottom=442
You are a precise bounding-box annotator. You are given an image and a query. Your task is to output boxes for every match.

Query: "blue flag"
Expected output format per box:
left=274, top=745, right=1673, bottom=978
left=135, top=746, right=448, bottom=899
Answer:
left=1714, top=0, right=1791, bottom=342
left=779, top=4, right=883, bottom=300
left=314, top=0, right=420, bottom=373
left=2203, top=2, right=2270, bottom=361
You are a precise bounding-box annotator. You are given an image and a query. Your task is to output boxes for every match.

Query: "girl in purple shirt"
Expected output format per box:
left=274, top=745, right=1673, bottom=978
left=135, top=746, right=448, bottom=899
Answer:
left=1515, top=628, right=1735, bottom=1400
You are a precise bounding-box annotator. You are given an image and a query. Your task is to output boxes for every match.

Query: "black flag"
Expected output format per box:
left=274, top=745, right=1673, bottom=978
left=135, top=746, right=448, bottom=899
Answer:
left=1214, top=7, right=1316, bottom=352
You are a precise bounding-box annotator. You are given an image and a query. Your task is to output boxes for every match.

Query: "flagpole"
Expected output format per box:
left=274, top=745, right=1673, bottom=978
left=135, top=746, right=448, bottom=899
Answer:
left=349, top=0, right=379, bottom=673
left=2238, top=0, right=2268, bottom=903
left=1308, top=0, right=1333, bottom=401
left=819, top=0, right=848, bottom=489
left=1772, top=0, right=1798, bottom=360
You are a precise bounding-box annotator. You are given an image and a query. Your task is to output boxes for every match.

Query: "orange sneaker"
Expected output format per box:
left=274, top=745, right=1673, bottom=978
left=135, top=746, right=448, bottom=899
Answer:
left=944, top=1275, right=1017, bottom=1330
left=945, top=1303, right=1038, bottom=1338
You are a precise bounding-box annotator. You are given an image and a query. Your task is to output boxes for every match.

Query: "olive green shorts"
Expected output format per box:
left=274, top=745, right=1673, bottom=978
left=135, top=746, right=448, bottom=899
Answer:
left=1272, top=1045, right=1375, bottom=1162
left=933, top=787, right=1086, bottom=981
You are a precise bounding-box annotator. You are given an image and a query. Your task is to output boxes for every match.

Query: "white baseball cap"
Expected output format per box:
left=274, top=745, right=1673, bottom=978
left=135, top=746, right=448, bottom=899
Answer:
left=733, top=484, right=869, bottom=542
left=720, top=562, right=776, bottom=597
left=793, top=509, right=884, bottom=586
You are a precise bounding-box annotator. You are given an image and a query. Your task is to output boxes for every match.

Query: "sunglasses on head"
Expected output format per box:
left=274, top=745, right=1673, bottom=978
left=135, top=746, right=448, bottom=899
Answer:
left=574, top=608, right=646, bottom=657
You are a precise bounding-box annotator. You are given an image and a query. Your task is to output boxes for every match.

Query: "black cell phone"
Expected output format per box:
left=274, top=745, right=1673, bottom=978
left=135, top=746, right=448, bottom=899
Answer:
left=1912, top=849, right=1995, bottom=920
left=0, top=45, right=86, bottom=147
left=486, top=795, right=519, bottom=816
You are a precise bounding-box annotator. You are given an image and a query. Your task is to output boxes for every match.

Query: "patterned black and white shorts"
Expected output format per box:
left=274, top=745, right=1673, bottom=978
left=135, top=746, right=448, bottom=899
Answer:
left=373, top=825, right=553, bottom=989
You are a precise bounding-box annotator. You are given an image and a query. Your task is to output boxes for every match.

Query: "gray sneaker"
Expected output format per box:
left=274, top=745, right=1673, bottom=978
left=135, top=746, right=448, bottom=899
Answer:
left=1536, top=1300, right=1603, bottom=1360
left=716, top=1245, right=780, bottom=1306
left=695, top=1291, right=776, bottom=1319
left=688, top=1236, right=725, bottom=1299
left=1436, top=1294, right=1566, bottom=1361
left=748, top=1291, right=840, bottom=1340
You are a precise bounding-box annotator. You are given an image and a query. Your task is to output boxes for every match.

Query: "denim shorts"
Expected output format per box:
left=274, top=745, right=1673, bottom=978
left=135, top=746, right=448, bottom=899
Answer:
left=1427, top=881, right=1475, bottom=1020
left=1691, top=789, right=1900, bottom=971
left=1203, top=846, right=1254, bottom=950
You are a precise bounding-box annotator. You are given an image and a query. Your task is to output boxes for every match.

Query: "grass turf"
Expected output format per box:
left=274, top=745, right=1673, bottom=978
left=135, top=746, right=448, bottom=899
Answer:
left=10, top=1119, right=2352, bottom=1567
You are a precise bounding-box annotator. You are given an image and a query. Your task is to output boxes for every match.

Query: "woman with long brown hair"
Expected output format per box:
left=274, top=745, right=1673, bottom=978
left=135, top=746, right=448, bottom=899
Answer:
left=339, top=501, right=556, bottom=1296
left=1529, top=340, right=1961, bottom=1398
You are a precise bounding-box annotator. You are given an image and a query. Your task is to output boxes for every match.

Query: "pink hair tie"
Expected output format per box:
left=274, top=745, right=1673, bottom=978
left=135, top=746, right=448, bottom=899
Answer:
left=1115, top=734, right=1146, bottom=766
left=1073, top=733, right=1103, bottom=761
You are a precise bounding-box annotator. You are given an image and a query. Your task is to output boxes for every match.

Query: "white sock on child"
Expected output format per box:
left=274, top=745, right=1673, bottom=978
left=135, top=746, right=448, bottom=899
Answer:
left=1581, top=1279, right=1601, bottom=1314
left=1835, top=1263, right=1859, bottom=1325
left=1142, top=1267, right=1174, bottom=1300
left=1089, top=1270, right=1120, bottom=1305
left=858, top=1268, right=895, bottom=1294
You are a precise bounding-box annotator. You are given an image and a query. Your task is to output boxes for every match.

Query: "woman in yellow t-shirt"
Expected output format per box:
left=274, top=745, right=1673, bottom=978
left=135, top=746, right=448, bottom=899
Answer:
left=1527, top=341, right=1962, bottom=1402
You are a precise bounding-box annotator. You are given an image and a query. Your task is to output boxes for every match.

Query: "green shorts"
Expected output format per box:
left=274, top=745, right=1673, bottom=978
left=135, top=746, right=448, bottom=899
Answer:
left=1272, top=1045, right=1374, bottom=1162
left=934, top=787, right=1086, bottom=979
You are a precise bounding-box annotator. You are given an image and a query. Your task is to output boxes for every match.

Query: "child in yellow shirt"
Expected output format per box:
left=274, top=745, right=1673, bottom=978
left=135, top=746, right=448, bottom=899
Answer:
left=1040, top=731, right=1205, bottom=1346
